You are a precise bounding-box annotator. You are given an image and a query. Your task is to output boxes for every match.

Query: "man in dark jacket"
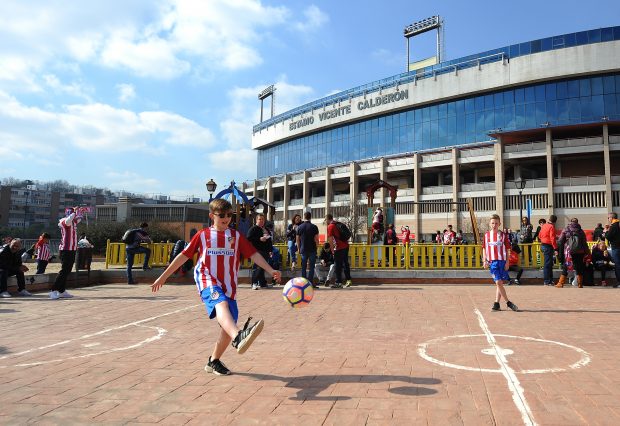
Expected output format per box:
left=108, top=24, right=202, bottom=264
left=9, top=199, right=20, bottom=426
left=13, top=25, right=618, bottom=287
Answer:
left=0, top=239, right=31, bottom=297
left=606, top=212, right=620, bottom=287
left=593, top=223, right=605, bottom=242
left=246, top=213, right=272, bottom=290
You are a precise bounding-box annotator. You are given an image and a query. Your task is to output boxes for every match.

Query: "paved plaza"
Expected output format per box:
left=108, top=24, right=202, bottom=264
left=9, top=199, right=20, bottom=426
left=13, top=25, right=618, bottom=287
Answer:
left=1, top=282, right=619, bottom=425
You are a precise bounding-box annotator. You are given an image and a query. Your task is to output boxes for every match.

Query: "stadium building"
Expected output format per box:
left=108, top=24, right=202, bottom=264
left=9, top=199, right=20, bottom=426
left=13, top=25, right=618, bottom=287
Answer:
left=244, top=25, right=620, bottom=240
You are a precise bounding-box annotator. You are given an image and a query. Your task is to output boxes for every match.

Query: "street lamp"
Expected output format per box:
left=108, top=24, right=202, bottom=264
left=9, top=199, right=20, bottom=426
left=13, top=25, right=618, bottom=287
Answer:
left=514, top=178, right=527, bottom=228
left=206, top=179, right=217, bottom=203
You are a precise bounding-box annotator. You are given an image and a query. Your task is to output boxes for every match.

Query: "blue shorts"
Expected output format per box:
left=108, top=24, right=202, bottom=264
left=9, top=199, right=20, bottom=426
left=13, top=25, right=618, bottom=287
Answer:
left=489, top=260, right=510, bottom=282
left=200, top=286, right=238, bottom=323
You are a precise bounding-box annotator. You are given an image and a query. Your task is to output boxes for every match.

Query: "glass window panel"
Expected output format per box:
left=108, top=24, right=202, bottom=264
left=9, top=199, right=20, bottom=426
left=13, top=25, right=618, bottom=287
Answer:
left=567, top=80, right=580, bottom=98
left=407, top=111, right=414, bottom=125
left=466, top=113, right=476, bottom=135
left=503, top=90, right=514, bottom=105
left=494, top=93, right=503, bottom=107
left=544, top=83, right=556, bottom=101
left=564, top=32, right=576, bottom=47
left=556, top=81, right=568, bottom=99
left=509, top=44, right=519, bottom=58
left=602, top=27, right=613, bottom=42
left=592, top=95, right=604, bottom=118
left=447, top=101, right=456, bottom=116
left=591, top=77, right=603, bottom=96
left=615, top=26, right=620, bottom=41
left=530, top=39, right=542, bottom=53
left=557, top=99, right=569, bottom=123
left=603, top=76, right=616, bottom=93
left=505, top=105, right=515, bottom=129
left=524, top=87, right=536, bottom=103
left=515, top=104, right=525, bottom=128
left=546, top=100, right=558, bottom=123
left=575, top=31, right=588, bottom=45
left=456, top=114, right=466, bottom=134
left=430, top=121, right=439, bottom=148
left=378, top=116, right=385, bottom=131
left=588, top=29, right=601, bottom=43
left=438, top=103, right=447, bottom=118
left=430, top=105, right=438, bottom=121
left=422, top=121, right=430, bottom=150
left=525, top=103, right=537, bottom=128
left=447, top=116, right=457, bottom=136
left=422, top=107, right=430, bottom=121
left=392, top=113, right=399, bottom=128
left=484, top=94, right=494, bottom=110
left=519, top=42, right=531, bottom=55
left=485, top=111, right=494, bottom=132
left=475, top=96, right=485, bottom=111
left=604, top=94, right=617, bottom=117
left=414, top=108, right=422, bottom=123
left=464, top=98, right=475, bottom=112
left=580, top=96, right=593, bottom=121
left=456, top=99, right=465, bottom=114
left=475, top=111, right=486, bottom=134
left=552, top=35, right=565, bottom=48
left=535, top=85, right=546, bottom=101
left=568, top=98, right=581, bottom=120
left=535, top=101, right=546, bottom=124
left=515, top=88, right=525, bottom=104
left=580, top=79, right=591, bottom=97
left=541, top=37, right=552, bottom=51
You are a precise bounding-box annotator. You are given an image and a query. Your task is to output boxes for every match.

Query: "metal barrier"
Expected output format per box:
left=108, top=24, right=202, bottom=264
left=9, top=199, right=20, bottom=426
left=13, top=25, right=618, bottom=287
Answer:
left=107, top=241, right=598, bottom=270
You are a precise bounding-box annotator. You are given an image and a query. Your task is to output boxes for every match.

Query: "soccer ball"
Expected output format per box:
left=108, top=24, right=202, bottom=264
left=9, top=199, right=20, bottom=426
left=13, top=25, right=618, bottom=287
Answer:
left=282, top=277, right=314, bottom=308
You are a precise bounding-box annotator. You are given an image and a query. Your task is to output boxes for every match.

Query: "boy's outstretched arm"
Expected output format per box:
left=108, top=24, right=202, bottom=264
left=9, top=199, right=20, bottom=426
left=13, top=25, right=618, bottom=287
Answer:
left=250, top=252, right=282, bottom=284
left=151, top=253, right=190, bottom=292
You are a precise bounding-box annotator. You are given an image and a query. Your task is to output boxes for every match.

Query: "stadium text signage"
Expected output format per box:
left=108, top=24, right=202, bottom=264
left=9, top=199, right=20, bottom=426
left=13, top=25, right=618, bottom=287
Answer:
left=289, top=89, right=409, bottom=131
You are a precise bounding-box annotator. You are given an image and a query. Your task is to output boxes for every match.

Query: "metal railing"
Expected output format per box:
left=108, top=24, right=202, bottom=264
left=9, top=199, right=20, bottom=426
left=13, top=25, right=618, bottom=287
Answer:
left=108, top=241, right=600, bottom=270
left=504, top=141, right=546, bottom=153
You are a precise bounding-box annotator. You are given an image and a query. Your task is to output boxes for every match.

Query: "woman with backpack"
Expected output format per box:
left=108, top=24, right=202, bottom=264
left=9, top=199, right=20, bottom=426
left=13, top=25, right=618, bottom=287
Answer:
left=555, top=218, right=590, bottom=288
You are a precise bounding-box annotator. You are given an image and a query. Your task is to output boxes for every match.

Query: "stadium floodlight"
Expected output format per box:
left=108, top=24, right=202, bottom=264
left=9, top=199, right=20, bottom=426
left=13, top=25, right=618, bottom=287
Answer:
left=258, top=85, right=276, bottom=123
left=404, top=16, right=441, bottom=38
left=404, top=16, right=444, bottom=71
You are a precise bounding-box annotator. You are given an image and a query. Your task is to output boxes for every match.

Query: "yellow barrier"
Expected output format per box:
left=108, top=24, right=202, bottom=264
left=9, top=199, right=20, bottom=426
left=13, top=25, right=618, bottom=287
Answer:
left=106, top=241, right=599, bottom=270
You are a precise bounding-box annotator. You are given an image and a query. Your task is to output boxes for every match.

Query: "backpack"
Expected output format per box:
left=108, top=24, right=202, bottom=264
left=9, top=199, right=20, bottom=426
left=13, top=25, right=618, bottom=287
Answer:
left=121, top=229, right=139, bottom=245
left=334, top=221, right=351, bottom=242
left=566, top=233, right=581, bottom=253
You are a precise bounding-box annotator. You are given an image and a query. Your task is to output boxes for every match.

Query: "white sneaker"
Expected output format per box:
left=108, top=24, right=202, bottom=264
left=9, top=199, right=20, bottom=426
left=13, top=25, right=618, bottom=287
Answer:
left=251, top=284, right=259, bottom=290
left=17, top=289, right=32, bottom=297
left=49, top=290, right=60, bottom=300
left=58, top=291, right=74, bottom=299
left=0, top=291, right=11, bottom=298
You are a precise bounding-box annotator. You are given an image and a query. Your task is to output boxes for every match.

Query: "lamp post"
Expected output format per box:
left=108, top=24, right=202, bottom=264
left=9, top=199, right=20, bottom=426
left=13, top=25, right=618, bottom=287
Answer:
left=206, top=179, right=217, bottom=203
left=514, top=178, right=527, bottom=228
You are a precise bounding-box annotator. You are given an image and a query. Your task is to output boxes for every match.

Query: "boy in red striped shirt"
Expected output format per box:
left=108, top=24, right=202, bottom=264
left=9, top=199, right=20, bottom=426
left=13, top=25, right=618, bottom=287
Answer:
left=483, top=214, right=519, bottom=312
left=151, top=199, right=281, bottom=376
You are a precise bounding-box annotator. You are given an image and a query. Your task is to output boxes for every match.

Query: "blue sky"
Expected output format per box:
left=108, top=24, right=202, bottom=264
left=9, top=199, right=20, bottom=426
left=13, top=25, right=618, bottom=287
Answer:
left=0, top=0, right=617, bottom=200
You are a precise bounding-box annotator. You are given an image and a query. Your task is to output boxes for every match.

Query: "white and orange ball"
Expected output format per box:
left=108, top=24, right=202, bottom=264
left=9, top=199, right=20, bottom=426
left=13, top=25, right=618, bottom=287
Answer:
left=282, top=277, right=314, bottom=308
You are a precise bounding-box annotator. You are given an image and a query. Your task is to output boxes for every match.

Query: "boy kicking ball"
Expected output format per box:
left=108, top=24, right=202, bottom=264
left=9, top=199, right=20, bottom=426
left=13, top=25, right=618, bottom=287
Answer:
left=483, top=214, right=519, bottom=312
left=151, top=199, right=281, bottom=375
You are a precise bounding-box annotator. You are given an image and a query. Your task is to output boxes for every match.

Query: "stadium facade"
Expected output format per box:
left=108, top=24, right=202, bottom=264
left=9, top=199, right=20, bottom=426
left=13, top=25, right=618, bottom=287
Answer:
left=245, top=26, right=620, bottom=240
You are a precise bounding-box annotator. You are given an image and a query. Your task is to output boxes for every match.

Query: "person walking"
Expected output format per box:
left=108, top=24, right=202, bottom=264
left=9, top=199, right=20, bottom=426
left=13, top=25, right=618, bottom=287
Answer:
left=539, top=215, right=558, bottom=286
left=246, top=213, right=272, bottom=290
left=50, top=207, right=83, bottom=299
left=0, top=239, right=31, bottom=297
left=124, top=222, right=152, bottom=285
left=605, top=212, right=620, bottom=287
left=555, top=218, right=589, bottom=288
left=325, top=213, right=352, bottom=288
left=296, top=212, right=319, bottom=287
left=286, top=214, right=302, bottom=272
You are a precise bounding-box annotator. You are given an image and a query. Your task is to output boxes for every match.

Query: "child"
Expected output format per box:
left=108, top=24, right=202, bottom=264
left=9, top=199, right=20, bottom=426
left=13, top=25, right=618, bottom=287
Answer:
left=268, top=246, right=282, bottom=286
left=508, top=241, right=523, bottom=285
left=35, top=232, right=52, bottom=274
left=151, top=199, right=281, bottom=376
left=482, top=214, right=519, bottom=311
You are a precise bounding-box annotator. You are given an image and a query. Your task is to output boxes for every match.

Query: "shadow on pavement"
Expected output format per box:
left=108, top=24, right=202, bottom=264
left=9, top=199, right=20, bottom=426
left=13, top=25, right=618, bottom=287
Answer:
left=235, top=372, right=440, bottom=400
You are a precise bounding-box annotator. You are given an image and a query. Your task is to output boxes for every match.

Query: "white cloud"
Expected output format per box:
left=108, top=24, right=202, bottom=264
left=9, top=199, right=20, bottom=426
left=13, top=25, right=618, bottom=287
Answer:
left=207, top=149, right=256, bottom=177
left=43, top=74, right=93, bottom=101
left=293, top=5, right=329, bottom=32
left=104, top=170, right=161, bottom=191
left=116, top=83, right=136, bottom=103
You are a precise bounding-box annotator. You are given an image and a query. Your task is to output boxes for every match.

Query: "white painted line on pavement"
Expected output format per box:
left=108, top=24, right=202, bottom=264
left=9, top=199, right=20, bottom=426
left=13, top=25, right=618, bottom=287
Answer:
left=474, top=308, right=537, bottom=426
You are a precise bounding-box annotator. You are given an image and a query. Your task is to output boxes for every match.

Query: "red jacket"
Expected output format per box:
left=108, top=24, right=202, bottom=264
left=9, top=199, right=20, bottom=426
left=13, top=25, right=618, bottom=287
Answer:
left=539, top=223, right=557, bottom=249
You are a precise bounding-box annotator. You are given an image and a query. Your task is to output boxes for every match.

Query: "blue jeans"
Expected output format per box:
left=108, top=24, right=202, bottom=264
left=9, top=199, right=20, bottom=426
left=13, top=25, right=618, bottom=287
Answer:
left=300, top=252, right=317, bottom=283
left=126, top=246, right=151, bottom=283
left=334, top=248, right=351, bottom=284
left=541, top=244, right=554, bottom=284
left=287, top=240, right=297, bottom=265
left=610, top=248, right=620, bottom=285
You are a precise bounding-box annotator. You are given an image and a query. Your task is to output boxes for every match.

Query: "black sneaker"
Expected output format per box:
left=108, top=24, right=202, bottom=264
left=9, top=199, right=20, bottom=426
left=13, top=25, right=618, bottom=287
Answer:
left=330, top=282, right=343, bottom=289
left=205, top=356, right=231, bottom=376
left=507, top=301, right=519, bottom=312
left=231, top=319, right=264, bottom=354
left=492, top=302, right=501, bottom=311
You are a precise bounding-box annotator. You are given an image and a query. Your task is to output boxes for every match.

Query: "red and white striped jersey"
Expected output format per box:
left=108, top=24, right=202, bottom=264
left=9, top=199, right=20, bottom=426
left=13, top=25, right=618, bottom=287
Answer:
left=182, top=227, right=257, bottom=300
left=36, top=243, right=51, bottom=261
left=483, top=230, right=510, bottom=261
left=58, top=214, right=81, bottom=251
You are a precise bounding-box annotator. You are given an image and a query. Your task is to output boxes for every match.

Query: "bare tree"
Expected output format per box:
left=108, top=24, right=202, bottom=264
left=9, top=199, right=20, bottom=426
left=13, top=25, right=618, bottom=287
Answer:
left=329, top=201, right=367, bottom=242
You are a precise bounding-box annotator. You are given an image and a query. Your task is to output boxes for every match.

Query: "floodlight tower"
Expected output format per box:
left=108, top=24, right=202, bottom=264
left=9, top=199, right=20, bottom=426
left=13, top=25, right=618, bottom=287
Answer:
left=404, top=15, right=444, bottom=72
left=258, top=84, right=276, bottom=123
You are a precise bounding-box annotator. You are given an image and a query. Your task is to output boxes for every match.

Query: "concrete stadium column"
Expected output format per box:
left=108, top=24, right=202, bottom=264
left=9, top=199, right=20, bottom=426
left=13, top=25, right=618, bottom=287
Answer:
left=283, top=174, right=290, bottom=222
left=252, top=180, right=258, bottom=200
left=379, top=157, right=387, bottom=205
left=545, top=129, right=555, bottom=216
left=302, top=171, right=309, bottom=209
left=603, top=124, right=613, bottom=210
left=325, top=166, right=332, bottom=214
left=266, top=178, right=273, bottom=221
left=494, top=137, right=505, bottom=224
left=349, top=162, right=358, bottom=207
left=413, top=153, right=421, bottom=240
left=451, top=148, right=460, bottom=229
